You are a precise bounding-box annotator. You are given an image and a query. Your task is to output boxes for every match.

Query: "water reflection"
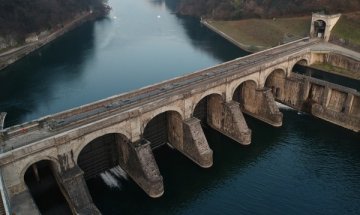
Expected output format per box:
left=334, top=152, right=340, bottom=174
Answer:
left=0, top=0, right=247, bottom=128
left=88, top=116, right=284, bottom=215
left=0, top=22, right=97, bottom=126
left=177, top=15, right=249, bottom=61
left=88, top=109, right=360, bottom=215
left=149, top=0, right=180, bottom=12
left=149, top=0, right=249, bottom=61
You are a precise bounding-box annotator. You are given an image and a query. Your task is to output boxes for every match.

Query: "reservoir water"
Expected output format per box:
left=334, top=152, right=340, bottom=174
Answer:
left=1, top=0, right=360, bottom=214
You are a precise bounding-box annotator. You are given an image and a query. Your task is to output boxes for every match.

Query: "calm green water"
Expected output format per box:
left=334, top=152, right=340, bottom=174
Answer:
left=1, top=0, right=360, bottom=214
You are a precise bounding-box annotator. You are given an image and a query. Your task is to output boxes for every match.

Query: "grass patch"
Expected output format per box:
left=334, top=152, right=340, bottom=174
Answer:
left=209, top=16, right=311, bottom=50
left=311, top=63, right=360, bottom=80
left=332, top=12, right=360, bottom=47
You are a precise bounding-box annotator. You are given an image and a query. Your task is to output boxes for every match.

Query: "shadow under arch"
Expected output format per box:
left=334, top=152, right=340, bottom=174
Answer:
left=313, top=19, right=327, bottom=38
left=78, top=131, right=165, bottom=199
left=143, top=110, right=183, bottom=150
left=24, top=159, right=72, bottom=214
left=291, top=58, right=310, bottom=75
left=232, top=80, right=258, bottom=110
left=264, top=69, right=287, bottom=100
left=193, top=93, right=224, bottom=126
left=77, top=132, right=131, bottom=180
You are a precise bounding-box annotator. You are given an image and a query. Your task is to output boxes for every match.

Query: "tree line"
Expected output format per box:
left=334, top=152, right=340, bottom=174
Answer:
left=0, top=0, right=108, bottom=39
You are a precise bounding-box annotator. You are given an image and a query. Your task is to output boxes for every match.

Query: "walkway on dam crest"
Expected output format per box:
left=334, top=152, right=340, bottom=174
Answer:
left=0, top=38, right=359, bottom=153
left=0, top=38, right=359, bottom=215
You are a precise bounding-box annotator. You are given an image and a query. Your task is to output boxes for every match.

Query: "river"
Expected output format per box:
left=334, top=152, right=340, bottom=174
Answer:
left=1, top=0, right=360, bottom=214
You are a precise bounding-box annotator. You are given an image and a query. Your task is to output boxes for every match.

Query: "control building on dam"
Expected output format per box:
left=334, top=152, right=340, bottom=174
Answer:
left=0, top=37, right=359, bottom=214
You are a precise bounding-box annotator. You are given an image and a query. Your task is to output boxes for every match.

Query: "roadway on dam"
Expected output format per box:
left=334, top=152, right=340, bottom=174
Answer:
left=0, top=0, right=359, bottom=214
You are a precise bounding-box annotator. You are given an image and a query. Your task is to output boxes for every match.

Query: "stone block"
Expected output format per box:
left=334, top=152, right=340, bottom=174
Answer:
left=119, top=139, right=164, bottom=198
left=182, top=118, right=213, bottom=168
left=208, top=101, right=251, bottom=145
left=59, top=166, right=100, bottom=214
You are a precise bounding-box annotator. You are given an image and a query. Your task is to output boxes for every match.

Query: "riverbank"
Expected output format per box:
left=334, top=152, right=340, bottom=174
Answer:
left=331, top=12, right=360, bottom=52
left=202, top=17, right=360, bottom=80
left=0, top=12, right=98, bottom=71
left=202, top=16, right=311, bottom=52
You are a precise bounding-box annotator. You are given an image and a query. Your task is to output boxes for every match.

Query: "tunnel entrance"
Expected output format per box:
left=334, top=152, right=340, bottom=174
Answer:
left=24, top=160, right=72, bottom=215
left=313, top=20, right=326, bottom=38
left=143, top=111, right=183, bottom=150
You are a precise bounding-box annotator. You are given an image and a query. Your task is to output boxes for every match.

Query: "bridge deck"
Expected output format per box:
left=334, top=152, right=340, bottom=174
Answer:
left=1, top=38, right=358, bottom=154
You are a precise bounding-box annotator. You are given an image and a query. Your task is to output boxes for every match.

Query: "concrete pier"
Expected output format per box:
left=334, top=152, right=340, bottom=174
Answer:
left=208, top=101, right=252, bottom=145
left=240, top=87, right=283, bottom=127
left=182, top=118, right=213, bottom=168
left=0, top=39, right=359, bottom=214
left=118, top=139, right=164, bottom=198
left=59, top=166, right=100, bottom=214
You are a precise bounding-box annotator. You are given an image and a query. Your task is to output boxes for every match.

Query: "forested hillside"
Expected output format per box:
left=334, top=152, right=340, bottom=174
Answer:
left=178, top=0, right=360, bottom=19
left=0, top=0, right=109, bottom=38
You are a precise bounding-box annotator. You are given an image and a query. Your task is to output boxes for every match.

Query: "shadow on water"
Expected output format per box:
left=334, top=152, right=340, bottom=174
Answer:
left=0, top=22, right=97, bottom=127
left=86, top=109, right=360, bottom=215
left=293, top=65, right=360, bottom=91
left=87, top=116, right=284, bottom=215
left=24, top=161, right=72, bottom=215
left=178, top=15, right=249, bottom=61
left=149, top=0, right=249, bottom=61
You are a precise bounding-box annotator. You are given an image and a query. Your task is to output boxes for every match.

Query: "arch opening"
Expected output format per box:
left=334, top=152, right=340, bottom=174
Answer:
left=24, top=160, right=72, bottom=214
left=292, top=59, right=311, bottom=76
left=313, top=20, right=326, bottom=38
left=193, top=94, right=224, bottom=127
left=143, top=111, right=183, bottom=150
left=232, top=80, right=257, bottom=111
left=77, top=132, right=131, bottom=195
left=265, top=69, right=286, bottom=100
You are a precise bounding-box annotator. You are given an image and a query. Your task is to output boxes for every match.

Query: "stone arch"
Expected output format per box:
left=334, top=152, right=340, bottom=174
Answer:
left=232, top=80, right=258, bottom=102
left=229, top=78, right=259, bottom=102
left=73, top=127, right=131, bottom=163
left=313, top=19, right=327, bottom=38
left=23, top=158, right=72, bottom=214
left=141, top=106, right=185, bottom=133
left=193, top=93, right=224, bottom=128
left=291, top=58, right=310, bottom=75
left=21, top=156, right=61, bottom=184
left=296, top=59, right=309, bottom=66
left=77, top=132, right=131, bottom=180
left=263, top=66, right=289, bottom=82
left=191, top=89, right=225, bottom=114
left=143, top=110, right=184, bottom=150
left=264, top=69, right=287, bottom=100
left=232, top=80, right=258, bottom=113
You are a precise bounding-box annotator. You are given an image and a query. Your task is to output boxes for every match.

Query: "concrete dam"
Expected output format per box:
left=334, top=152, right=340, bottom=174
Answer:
left=0, top=38, right=359, bottom=214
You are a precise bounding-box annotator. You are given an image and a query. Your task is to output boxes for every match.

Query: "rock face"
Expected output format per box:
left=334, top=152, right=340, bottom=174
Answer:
left=178, top=0, right=360, bottom=19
